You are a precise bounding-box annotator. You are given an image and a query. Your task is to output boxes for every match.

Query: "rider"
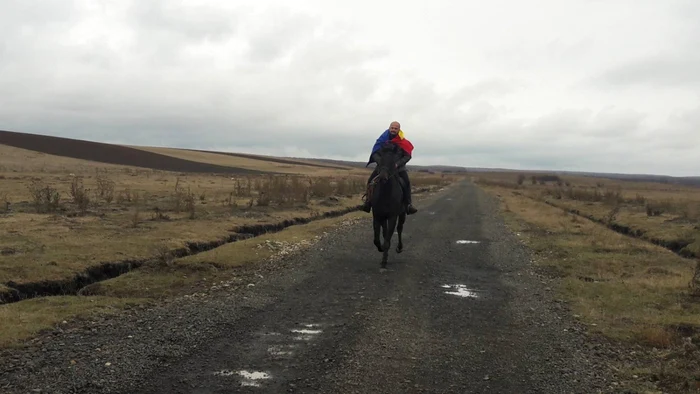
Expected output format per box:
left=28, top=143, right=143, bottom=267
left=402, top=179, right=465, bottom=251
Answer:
left=362, top=121, right=418, bottom=215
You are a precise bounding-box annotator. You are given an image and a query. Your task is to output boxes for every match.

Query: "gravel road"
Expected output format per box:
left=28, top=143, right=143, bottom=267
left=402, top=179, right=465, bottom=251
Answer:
left=0, top=181, right=621, bottom=393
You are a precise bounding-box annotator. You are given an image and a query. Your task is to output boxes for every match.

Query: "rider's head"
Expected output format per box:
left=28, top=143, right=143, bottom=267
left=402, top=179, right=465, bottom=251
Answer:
left=389, top=121, right=400, bottom=136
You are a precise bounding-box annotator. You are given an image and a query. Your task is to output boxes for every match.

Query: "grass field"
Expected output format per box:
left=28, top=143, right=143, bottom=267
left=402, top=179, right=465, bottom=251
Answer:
left=474, top=171, right=700, bottom=392
left=0, top=132, right=459, bottom=347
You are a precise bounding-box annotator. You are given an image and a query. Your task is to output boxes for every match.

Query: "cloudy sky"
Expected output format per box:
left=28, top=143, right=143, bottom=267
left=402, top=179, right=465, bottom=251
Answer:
left=1, top=0, right=698, bottom=176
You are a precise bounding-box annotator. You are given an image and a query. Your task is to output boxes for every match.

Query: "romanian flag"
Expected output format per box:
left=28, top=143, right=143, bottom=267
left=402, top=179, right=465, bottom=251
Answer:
left=368, top=129, right=414, bottom=165
left=390, top=131, right=414, bottom=156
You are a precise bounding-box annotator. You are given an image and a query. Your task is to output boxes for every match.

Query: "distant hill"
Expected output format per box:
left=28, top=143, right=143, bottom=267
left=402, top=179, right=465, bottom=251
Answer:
left=461, top=167, right=700, bottom=187
left=0, top=130, right=268, bottom=175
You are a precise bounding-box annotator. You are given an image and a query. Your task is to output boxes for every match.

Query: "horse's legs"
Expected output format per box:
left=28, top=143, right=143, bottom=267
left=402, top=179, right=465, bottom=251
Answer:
left=373, top=216, right=382, bottom=252
left=382, top=215, right=398, bottom=267
left=396, top=212, right=405, bottom=253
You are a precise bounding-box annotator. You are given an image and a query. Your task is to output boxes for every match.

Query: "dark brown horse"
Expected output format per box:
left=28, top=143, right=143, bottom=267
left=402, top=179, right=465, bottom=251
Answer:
left=368, top=143, right=407, bottom=269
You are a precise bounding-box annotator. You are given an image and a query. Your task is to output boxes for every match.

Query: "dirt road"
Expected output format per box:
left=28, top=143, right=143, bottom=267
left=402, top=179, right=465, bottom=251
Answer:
left=0, top=181, right=618, bottom=393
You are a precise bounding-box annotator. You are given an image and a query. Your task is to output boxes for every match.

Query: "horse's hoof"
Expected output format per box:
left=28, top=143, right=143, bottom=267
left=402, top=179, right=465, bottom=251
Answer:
left=379, top=267, right=388, bottom=273
left=396, top=247, right=403, bottom=254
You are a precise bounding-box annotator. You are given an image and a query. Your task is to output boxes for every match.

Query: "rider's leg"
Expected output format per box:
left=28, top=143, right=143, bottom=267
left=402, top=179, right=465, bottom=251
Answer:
left=399, top=171, right=418, bottom=214
left=362, top=168, right=379, bottom=212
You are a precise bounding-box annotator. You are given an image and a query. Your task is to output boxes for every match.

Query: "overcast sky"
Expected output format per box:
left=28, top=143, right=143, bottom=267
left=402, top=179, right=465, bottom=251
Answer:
left=1, top=0, right=698, bottom=176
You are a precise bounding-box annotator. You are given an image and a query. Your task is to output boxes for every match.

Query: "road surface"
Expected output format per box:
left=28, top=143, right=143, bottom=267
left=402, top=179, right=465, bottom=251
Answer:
left=0, top=181, right=616, bottom=393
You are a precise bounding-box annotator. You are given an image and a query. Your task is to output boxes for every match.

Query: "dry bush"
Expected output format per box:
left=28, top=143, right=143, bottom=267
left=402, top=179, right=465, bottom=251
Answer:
left=233, top=176, right=253, bottom=197
left=69, top=177, right=91, bottom=213
left=95, top=175, right=115, bottom=203
left=172, top=177, right=187, bottom=212
left=335, top=177, right=364, bottom=196
left=253, top=175, right=309, bottom=206
left=127, top=191, right=148, bottom=227
left=643, top=199, right=700, bottom=219
left=26, top=180, right=61, bottom=213
left=184, top=188, right=196, bottom=219
left=674, top=201, right=700, bottom=220
left=541, top=186, right=624, bottom=206
left=150, top=207, right=171, bottom=221
left=224, top=192, right=237, bottom=209
left=153, top=244, right=175, bottom=267
left=645, top=202, right=664, bottom=217
left=256, top=191, right=271, bottom=207
left=116, top=188, right=133, bottom=205
left=309, top=177, right=334, bottom=198
left=605, top=204, right=621, bottom=224
left=475, top=177, right=518, bottom=189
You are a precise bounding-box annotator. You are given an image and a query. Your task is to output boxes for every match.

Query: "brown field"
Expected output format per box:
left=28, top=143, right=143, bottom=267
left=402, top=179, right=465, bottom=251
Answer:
left=473, top=171, right=700, bottom=392
left=0, top=129, right=266, bottom=174
left=129, top=145, right=361, bottom=176
left=0, top=131, right=460, bottom=347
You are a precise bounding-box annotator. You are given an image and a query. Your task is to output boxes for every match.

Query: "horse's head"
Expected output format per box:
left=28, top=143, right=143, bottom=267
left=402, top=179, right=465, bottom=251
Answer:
left=376, top=142, right=400, bottom=181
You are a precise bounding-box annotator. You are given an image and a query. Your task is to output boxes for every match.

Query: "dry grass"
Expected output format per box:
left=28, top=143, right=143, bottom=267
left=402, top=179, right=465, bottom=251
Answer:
left=0, top=177, right=363, bottom=285
left=476, top=173, right=700, bottom=390
left=474, top=171, right=700, bottom=258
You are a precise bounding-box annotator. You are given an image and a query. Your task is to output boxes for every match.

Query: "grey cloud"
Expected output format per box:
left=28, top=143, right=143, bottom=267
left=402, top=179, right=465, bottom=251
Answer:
left=449, top=79, right=522, bottom=104
left=129, top=1, right=240, bottom=42
left=244, top=10, right=319, bottom=63
left=591, top=54, right=700, bottom=89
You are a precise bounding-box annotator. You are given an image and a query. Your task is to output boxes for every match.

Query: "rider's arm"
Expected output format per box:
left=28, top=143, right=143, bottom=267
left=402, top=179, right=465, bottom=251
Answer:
left=396, top=151, right=411, bottom=167
left=371, top=151, right=382, bottom=164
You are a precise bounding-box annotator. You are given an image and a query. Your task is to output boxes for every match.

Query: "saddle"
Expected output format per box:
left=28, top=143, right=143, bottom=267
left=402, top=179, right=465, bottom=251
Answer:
left=363, top=174, right=407, bottom=205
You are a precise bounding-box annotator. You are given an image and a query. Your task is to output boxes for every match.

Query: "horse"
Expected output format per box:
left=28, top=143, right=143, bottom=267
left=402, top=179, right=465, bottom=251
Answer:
left=368, top=143, right=407, bottom=269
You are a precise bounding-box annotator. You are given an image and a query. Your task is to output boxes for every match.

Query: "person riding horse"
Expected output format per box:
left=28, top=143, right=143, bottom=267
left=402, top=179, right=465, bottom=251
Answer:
left=362, top=121, right=418, bottom=215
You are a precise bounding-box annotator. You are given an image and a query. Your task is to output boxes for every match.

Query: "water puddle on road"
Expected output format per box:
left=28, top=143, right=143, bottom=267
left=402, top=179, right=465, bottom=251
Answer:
left=238, top=370, right=272, bottom=387
left=213, top=370, right=272, bottom=387
left=291, top=328, right=323, bottom=341
left=456, top=240, right=480, bottom=244
left=441, top=284, right=479, bottom=298
left=268, top=344, right=297, bottom=358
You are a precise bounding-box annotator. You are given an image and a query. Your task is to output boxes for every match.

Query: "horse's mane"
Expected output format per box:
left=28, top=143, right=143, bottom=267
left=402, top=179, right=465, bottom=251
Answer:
left=376, top=143, right=400, bottom=171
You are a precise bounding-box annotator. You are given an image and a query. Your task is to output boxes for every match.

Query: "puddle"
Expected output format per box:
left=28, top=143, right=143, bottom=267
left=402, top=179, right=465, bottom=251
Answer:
left=441, top=284, right=479, bottom=298
left=214, top=370, right=272, bottom=386
left=238, top=370, right=272, bottom=387
left=291, top=329, right=322, bottom=335
left=268, top=344, right=297, bottom=357
left=291, top=327, right=323, bottom=341
left=456, top=240, right=480, bottom=244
